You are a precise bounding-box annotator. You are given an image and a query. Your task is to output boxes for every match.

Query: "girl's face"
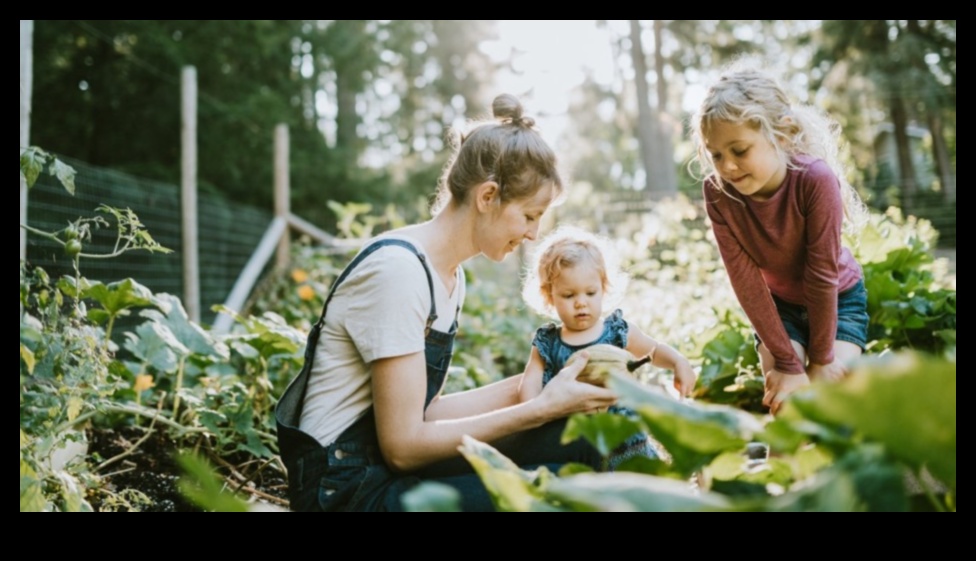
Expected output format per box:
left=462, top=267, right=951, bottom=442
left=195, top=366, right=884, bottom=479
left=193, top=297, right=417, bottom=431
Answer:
left=704, top=120, right=788, bottom=201
left=479, top=182, right=555, bottom=262
left=550, top=263, right=604, bottom=333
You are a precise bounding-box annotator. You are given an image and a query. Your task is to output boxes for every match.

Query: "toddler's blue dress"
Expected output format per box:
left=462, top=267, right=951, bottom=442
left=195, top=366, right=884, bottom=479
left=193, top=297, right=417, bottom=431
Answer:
left=534, top=309, right=660, bottom=469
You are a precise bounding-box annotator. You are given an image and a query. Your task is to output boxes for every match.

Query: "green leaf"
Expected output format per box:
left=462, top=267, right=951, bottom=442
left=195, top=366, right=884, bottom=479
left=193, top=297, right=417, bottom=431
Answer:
left=20, top=460, right=48, bottom=512
left=123, top=322, right=184, bottom=372
left=237, top=430, right=274, bottom=459
left=401, top=482, right=462, bottom=512
left=608, top=373, right=764, bottom=476
left=48, top=157, right=77, bottom=195
left=87, top=309, right=111, bottom=326
left=763, top=468, right=861, bottom=512
left=140, top=294, right=227, bottom=359
left=545, top=472, right=750, bottom=512
left=231, top=311, right=305, bottom=359
left=85, top=278, right=154, bottom=317
left=20, top=344, right=36, bottom=375
left=20, top=146, right=47, bottom=189
left=66, top=396, right=84, bottom=422
left=782, top=352, right=956, bottom=494
left=458, top=436, right=556, bottom=512
left=562, top=412, right=645, bottom=457
left=176, top=453, right=249, bottom=512
left=57, top=276, right=95, bottom=300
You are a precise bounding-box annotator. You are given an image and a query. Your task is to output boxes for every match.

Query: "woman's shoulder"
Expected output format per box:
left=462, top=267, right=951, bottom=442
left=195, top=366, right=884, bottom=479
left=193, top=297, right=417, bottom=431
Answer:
left=336, top=237, right=433, bottom=302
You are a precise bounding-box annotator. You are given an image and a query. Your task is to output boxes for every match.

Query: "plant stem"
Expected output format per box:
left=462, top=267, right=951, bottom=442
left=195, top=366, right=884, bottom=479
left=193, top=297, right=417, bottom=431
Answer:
left=95, top=398, right=165, bottom=472
left=58, top=402, right=208, bottom=436
left=105, top=314, right=116, bottom=343
left=20, top=224, right=62, bottom=243
left=172, top=357, right=186, bottom=421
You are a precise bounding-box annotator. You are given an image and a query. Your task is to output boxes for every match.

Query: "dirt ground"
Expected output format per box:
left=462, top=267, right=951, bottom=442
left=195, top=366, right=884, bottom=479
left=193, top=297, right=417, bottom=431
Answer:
left=88, top=427, right=288, bottom=512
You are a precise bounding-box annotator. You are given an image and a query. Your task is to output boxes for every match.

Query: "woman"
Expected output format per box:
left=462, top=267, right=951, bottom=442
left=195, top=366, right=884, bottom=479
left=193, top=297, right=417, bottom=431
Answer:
left=276, top=94, right=617, bottom=511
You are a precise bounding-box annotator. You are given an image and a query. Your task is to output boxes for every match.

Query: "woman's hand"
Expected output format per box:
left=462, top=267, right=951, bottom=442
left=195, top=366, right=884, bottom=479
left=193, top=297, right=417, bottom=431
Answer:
left=672, top=359, right=698, bottom=399
left=807, top=360, right=847, bottom=383
left=538, top=352, right=618, bottom=417
left=762, top=369, right=810, bottom=415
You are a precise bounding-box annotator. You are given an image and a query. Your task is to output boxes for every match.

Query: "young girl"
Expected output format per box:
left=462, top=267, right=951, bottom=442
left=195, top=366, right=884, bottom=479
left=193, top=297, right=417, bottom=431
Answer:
left=518, top=226, right=696, bottom=468
left=690, top=67, right=869, bottom=415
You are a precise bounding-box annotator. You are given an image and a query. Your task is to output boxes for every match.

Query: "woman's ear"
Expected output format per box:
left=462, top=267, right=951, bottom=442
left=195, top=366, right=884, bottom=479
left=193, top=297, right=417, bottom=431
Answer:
left=474, top=181, right=500, bottom=213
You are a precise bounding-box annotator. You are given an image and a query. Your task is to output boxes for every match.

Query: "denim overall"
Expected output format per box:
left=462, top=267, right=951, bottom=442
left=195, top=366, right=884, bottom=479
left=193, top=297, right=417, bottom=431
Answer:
left=275, top=239, right=602, bottom=512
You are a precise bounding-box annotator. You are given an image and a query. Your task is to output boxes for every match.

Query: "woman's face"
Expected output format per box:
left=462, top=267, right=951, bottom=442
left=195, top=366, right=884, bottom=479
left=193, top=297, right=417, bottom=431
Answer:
left=480, top=182, right=555, bottom=262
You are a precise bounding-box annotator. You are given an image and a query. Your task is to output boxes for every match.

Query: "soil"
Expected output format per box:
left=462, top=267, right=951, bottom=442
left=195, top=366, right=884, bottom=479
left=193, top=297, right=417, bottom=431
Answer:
left=87, top=426, right=289, bottom=512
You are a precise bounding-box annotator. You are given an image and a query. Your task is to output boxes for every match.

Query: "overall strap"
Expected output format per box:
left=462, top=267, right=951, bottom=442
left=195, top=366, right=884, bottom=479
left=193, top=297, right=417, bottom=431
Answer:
left=312, top=238, right=438, bottom=337
left=277, top=238, right=436, bottom=431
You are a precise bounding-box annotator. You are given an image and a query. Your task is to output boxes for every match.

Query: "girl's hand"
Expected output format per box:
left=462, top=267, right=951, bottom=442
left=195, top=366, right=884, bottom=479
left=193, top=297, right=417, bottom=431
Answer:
left=539, top=352, right=618, bottom=417
left=762, top=369, right=810, bottom=415
left=807, top=360, right=847, bottom=383
left=673, top=359, right=698, bottom=399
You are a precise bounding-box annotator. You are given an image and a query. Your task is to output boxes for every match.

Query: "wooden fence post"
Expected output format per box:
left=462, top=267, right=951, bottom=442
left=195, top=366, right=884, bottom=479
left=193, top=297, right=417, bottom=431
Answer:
left=181, top=66, right=200, bottom=322
left=275, top=124, right=290, bottom=270
left=21, top=20, right=33, bottom=266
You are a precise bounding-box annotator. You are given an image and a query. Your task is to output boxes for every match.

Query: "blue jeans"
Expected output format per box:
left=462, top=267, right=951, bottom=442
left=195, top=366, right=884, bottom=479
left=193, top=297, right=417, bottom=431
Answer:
left=296, top=413, right=600, bottom=512
left=756, top=279, right=870, bottom=352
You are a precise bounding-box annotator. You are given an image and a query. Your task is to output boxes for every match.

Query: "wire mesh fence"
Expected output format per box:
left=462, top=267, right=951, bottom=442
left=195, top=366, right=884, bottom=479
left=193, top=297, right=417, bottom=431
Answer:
left=25, top=155, right=273, bottom=329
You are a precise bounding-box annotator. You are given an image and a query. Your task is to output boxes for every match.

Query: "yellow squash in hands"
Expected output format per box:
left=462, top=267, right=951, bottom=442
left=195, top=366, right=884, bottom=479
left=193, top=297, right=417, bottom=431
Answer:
left=565, top=344, right=652, bottom=387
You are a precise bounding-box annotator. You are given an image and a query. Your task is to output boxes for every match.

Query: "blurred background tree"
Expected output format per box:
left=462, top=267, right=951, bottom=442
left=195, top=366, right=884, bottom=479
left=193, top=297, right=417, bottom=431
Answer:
left=29, top=20, right=955, bottom=245
left=31, top=20, right=496, bottom=229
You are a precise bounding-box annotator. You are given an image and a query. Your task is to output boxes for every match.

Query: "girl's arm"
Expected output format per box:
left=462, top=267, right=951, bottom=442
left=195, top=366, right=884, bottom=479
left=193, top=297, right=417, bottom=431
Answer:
left=372, top=350, right=617, bottom=472
left=799, top=162, right=845, bottom=368
left=626, top=322, right=697, bottom=398
left=517, top=346, right=546, bottom=403
left=704, top=191, right=805, bottom=375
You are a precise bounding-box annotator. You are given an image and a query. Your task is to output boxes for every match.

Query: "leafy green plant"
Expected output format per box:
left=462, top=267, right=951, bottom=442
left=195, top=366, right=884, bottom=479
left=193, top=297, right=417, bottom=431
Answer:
left=853, top=209, right=956, bottom=356
left=441, top=350, right=954, bottom=512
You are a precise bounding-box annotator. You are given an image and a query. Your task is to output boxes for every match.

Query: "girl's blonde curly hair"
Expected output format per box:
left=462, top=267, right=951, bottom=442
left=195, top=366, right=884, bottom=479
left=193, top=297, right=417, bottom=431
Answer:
left=690, top=65, right=867, bottom=233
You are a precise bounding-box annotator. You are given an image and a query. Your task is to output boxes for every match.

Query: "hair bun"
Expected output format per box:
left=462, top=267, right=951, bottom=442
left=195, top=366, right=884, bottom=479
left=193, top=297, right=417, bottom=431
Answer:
left=492, top=93, right=535, bottom=128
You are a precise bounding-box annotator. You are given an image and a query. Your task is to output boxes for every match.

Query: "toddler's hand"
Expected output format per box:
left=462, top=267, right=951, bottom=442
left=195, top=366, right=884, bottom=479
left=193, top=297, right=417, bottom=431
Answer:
left=673, top=359, right=697, bottom=399
left=762, top=369, right=810, bottom=415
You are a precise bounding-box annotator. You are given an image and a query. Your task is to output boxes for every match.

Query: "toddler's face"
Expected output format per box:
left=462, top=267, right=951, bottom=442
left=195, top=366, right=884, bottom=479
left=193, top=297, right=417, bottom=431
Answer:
left=550, top=264, right=604, bottom=332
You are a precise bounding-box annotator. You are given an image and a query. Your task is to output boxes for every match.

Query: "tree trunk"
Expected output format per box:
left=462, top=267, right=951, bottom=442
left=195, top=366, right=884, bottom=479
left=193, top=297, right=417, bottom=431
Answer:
left=889, top=93, right=918, bottom=212
left=927, top=108, right=955, bottom=204
left=629, top=20, right=674, bottom=200
left=651, top=20, right=677, bottom=198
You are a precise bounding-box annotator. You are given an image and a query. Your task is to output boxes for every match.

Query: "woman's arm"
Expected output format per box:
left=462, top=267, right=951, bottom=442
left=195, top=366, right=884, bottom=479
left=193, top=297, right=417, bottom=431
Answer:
left=626, top=322, right=696, bottom=398
left=371, top=350, right=617, bottom=473
left=424, top=374, right=523, bottom=421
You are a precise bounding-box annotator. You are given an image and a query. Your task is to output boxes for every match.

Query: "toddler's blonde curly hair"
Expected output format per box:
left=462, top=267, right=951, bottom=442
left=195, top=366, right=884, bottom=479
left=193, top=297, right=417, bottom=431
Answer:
left=522, top=225, right=628, bottom=319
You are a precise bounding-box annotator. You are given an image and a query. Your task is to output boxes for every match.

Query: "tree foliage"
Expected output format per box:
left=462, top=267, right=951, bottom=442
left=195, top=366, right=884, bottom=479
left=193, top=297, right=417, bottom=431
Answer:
left=30, top=20, right=498, bottom=228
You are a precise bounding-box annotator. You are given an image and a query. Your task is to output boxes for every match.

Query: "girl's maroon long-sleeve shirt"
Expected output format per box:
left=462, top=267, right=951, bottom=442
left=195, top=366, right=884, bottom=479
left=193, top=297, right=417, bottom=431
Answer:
left=704, top=155, right=863, bottom=374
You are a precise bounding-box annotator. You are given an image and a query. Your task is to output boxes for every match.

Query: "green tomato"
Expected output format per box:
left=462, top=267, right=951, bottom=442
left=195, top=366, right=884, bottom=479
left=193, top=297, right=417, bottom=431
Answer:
left=63, top=223, right=79, bottom=241
left=64, top=239, right=82, bottom=258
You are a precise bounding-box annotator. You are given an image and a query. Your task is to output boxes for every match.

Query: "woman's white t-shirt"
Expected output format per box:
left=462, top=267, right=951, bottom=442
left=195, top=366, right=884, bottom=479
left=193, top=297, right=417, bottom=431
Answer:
left=299, top=234, right=464, bottom=447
